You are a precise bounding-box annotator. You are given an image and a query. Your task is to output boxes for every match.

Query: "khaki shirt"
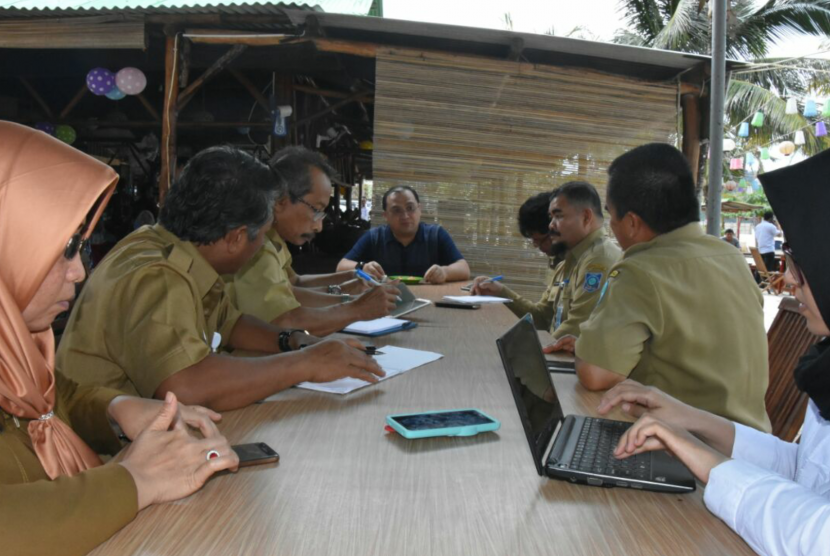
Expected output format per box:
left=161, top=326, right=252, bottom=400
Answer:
left=225, top=230, right=301, bottom=322
left=57, top=224, right=242, bottom=398
left=1, top=371, right=137, bottom=556
left=576, top=223, right=771, bottom=431
left=503, top=259, right=560, bottom=330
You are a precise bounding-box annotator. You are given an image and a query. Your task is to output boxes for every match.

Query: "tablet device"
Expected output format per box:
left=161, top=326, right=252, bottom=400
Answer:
left=386, top=409, right=500, bottom=439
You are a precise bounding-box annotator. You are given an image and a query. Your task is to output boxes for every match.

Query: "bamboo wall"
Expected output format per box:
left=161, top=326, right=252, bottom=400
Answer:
left=373, top=48, right=679, bottom=300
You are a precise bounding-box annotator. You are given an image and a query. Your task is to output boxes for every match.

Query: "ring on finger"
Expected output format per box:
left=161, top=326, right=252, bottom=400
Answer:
left=206, top=449, right=220, bottom=461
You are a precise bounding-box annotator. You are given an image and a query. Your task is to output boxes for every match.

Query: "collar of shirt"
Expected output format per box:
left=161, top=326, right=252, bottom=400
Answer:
left=622, top=222, right=704, bottom=259
left=153, top=224, right=223, bottom=300
left=382, top=222, right=425, bottom=246
left=566, top=227, right=606, bottom=264
left=267, top=228, right=287, bottom=253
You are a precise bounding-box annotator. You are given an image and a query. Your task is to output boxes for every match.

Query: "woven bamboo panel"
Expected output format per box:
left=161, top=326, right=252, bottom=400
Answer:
left=372, top=48, right=679, bottom=300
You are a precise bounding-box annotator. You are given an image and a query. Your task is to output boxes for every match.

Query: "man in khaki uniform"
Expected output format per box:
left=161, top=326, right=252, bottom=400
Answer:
left=226, top=146, right=400, bottom=336
left=575, top=143, right=770, bottom=431
left=58, top=146, right=383, bottom=411
left=473, top=182, right=620, bottom=352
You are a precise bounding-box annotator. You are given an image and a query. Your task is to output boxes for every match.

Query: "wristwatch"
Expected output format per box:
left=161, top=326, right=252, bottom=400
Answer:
left=327, top=284, right=343, bottom=295
left=278, top=329, right=307, bottom=352
left=355, top=261, right=365, bottom=271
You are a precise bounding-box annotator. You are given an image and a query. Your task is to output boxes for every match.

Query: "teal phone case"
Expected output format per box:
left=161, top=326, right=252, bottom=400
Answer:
left=386, top=408, right=501, bottom=439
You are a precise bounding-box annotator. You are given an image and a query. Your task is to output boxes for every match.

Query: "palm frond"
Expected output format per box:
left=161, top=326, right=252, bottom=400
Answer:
left=652, top=0, right=710, bottom=51
left=617, top=0, right=667, bottom=43
left=731, top=1, right=830, bottom=59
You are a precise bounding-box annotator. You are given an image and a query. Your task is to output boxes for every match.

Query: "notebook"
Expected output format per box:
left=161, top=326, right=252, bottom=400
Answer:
left=496, top=315, right=696, bottom=493
left=343, top=317, right=417, bottom=336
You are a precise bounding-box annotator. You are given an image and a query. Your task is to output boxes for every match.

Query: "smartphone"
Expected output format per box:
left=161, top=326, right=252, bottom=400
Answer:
left=460, top=284, right=473, bottom=292
left=231, top=442, right=280, bottom=467
left=386, top=408, right=500, bottom=439
left=435, top=300, right=480, bottom=310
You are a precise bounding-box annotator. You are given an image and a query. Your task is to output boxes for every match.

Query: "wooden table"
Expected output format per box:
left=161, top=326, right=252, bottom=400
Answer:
left=91, top=284, right=754, bottom=556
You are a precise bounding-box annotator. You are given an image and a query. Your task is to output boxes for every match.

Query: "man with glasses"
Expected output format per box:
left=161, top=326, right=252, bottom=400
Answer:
left=336, top=185, right=471, bottom=284
left=225, top=146, right=401, bottom=337
left=472, top=183, right=620, bottom=352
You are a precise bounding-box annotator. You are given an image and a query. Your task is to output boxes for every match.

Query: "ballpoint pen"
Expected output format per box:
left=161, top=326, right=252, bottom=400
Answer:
left=364, top=345, right=385, bottom=355
left=481, top=275, right=504, bottom=284
left=355, top=268, right=383, bottom=286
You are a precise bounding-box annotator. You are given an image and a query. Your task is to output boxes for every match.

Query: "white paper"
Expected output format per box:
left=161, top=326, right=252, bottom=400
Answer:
left=442, top=295, right=511, bottom=304
left=284, top=346, right=443, bottom=396
left=342, top=317, right=410, bottom=335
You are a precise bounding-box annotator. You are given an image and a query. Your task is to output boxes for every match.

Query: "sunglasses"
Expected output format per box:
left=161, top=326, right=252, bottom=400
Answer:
left=782, top=242, right=805, bottom=287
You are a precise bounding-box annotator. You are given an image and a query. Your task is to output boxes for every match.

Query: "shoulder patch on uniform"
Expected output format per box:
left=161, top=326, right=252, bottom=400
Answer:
left=609, top=269, right=621, bottom=279
left=584, top=272, right=603, bottom=292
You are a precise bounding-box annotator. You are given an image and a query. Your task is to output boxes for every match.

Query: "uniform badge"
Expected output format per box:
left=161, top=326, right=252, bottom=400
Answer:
left=584, top=272, right=603, bottom=293
left=609, top=269, right=621, bottom=279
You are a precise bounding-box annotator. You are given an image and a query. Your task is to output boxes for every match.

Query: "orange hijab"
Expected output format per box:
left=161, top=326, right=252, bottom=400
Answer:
left=0, top=121, right=117, bottom=478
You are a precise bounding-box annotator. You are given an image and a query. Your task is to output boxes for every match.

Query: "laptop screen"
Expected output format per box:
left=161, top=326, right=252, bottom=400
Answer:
left=496, top=315, right=565, bottom=475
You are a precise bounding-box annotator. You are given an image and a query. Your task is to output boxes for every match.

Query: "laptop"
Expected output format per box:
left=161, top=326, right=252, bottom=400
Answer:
left=496, top=315, right=696, bottom=493
left=389, top=283, right=431, bottom=318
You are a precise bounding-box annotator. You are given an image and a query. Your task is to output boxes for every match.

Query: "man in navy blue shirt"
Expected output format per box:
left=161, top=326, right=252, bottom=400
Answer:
left=337, top=186, right=470, bottom=284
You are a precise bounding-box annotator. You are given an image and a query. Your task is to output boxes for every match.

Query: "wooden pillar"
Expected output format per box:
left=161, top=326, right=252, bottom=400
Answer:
left=681, top=93, right=702, bottom=186
left=160, top=31, right=180, bottom=204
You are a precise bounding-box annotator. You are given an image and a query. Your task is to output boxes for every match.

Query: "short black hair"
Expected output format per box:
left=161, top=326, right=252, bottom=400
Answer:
left=270, top=146, right=336, bottom=202
left=763, top=211, right=774, bottom=221
left=724, top=228, right=735, bottom=234
left=518, top=191, right=555, bottom=237
left=382, top=185, right=420, bottom=210
left=606, top=143, right=700, bottom=234
left=551, top=180, right=603, bottom=219
left=160, top=145, right=278, bottom=245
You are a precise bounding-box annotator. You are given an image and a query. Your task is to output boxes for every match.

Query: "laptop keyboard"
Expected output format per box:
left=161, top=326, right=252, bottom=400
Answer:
left=570, top=418, right=651, bottom=480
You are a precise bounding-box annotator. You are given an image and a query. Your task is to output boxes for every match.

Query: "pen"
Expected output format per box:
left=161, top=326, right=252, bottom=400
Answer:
left=481, top=275, right=504, bottom=285
left=364, top=346, right=385, bottom=355
left=355, top=268, right=383, bottom=286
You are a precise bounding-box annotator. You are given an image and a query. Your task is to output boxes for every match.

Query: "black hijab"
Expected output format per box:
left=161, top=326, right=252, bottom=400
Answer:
left=759, top=149, right=830, bottom=420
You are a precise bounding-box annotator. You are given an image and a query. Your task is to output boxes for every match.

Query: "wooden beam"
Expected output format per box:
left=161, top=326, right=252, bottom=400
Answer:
left=160, top=33, right=180, bottom=204
left=294, top=91, right=371, bottom=127
left=681, top=93, right=702, bottom=186
left=312, top=38, right=377, bottom=58
left=228, top=68, right=270, bottom=112
left=185, top=31, right=304, bottom=47
left=18, top=77, right=54, bottom=119
left=177, top=44, right=248, bottom=111
left=293, top=84, right=374, bottom=104
left=136, top=93, right=160, bottom=122
left=59, top=84, right=88, bottom=120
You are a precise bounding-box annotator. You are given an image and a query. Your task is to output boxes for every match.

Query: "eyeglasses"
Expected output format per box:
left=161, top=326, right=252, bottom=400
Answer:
left=388, top=205, right=418, bottom=217
left=296, top=198, right=327, bottom=222
left=64, top=195, right=107, bottom=260
left=782, top=242, right=805, bottom=287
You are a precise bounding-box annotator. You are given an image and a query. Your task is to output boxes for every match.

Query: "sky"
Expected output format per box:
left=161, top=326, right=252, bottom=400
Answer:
left=383, top=0, right=829, bottom=61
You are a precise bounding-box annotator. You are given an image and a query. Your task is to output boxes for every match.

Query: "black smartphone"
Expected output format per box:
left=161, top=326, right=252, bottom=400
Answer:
left=231, top=442, right=280, bottom=467
left=435, top=300, right=480, bottom=310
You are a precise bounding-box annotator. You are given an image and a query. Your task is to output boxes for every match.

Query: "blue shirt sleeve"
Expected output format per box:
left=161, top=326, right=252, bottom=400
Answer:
left=436, top=227, right=464, bottom=265
left=343, top=229, right=375, bottom=262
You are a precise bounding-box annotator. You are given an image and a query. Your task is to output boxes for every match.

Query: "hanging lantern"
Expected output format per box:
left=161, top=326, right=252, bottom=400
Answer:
left=738, top=122, right=750, bottom=137
left=817, top=121, right=828, bottom=137
left=729, top=157, right=744, bottom=170
left=751, top=111, right=764, bottom=127
left=779, top=141, right=796, bottom=155
left=738, top=178, right=748, bottom=190
left=795, top=130, right=806, bottom=145
left=745, top=152, right=756, bottom=167
left=823, top=101, right=830, bottom=118
left=760, top=147, right=770, bottom=160
left=724, top=180, right=737, bottom=192
left=804, top=100, right=818, bottom=118
left=785, top=98, right=798, bottom=115
left=722, top=138, right=736, bottom=151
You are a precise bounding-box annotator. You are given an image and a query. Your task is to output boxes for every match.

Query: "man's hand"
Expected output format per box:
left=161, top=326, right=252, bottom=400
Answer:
left=288, top=330, right=320, bottom=351
left=352, top=283, right=401, bottom=320
left=543, top=335, right=576, bottom=354
left=361, top=261, right=386, bottom=281
left=614, top=414, right=728, bottom=484
left=423, top=264, right=447, bottom=284
left=340, top=278, right=370, bottom=295
left=470, top=275, right=505, bottom=296
left=302, top=339, right=386, bottom=384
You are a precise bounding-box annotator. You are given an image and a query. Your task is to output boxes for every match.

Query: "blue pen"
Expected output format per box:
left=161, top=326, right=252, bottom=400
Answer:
left=481, top=275, right=504, bottom=285
left=355, top=268, right=383, bottom=286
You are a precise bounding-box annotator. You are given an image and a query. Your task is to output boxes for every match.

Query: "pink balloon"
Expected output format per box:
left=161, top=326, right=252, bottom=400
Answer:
left=115, top=67, right=147, bottom=95
left=86, top=68, right=116, bottom=96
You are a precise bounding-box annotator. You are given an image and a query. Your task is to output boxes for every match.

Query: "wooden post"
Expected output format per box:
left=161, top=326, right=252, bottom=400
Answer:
left=18, top=77, right=53, bottom=119
left=681, top=93, right=702, bottom=186
left=59, top=84, right=88, bottom=120
left=160, top=31, right=180, bottom=204
left=136, top=93, right=160, bottom=121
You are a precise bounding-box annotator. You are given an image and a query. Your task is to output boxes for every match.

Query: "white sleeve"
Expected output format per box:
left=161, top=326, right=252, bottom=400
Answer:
left=731, top=422, right=798, bottom=478
left=705, top=460, right=830, bottom=556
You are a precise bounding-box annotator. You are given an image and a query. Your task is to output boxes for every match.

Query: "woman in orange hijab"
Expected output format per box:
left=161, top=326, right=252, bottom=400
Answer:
left=0, top=121, right=239, bottom=556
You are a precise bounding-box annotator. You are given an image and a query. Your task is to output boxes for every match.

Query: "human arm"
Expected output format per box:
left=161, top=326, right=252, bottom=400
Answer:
left=336, top=231, right=385, bottom=280
left=423, top=259, right=471, bottom=284
left=292, top=269, right=359, bottom=288
left=574, top=357, right=626, bottom=391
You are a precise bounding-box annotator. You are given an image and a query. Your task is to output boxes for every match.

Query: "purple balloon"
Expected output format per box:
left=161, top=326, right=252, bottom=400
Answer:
left=34, top=122, right=56, bottom=135
left=86, top=67, right=116, bottom=96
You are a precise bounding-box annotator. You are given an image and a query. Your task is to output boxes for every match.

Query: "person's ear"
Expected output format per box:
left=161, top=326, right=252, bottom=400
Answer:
left=581, top=207, right=593, bottom=227
left=224, top=226, right=248, bottom=254
left=274, top=196, right=291, bottom=216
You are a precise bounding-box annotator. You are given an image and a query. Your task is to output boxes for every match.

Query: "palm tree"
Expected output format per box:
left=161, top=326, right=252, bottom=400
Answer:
left=613, top=0, right=830, bottom=157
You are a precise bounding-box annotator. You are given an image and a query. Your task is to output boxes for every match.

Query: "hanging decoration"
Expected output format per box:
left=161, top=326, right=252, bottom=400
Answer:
left=738, top=122, right=750, bottom=137
left=115, top=67, right=147, bottom=95
left=34, top=122, right=55, bottom=135
left=724, top=180, right=737, bottom=192
left=817, top=122, right=828, bottom=137
left=779, top=141, right=796, bottom=155
left=760, top=147, right=770, bottom=160
left=745, top=152, right=756, bottom=167
left=55, top=125, right=76, bottom=145
left=795, top=130, right=806, bottom=145
left=751, top=111, right=764, bottom=127
left=803, top=99, right=818, bottom=118
left=722, top=138, right=736, bottom=151
left=737, top=178, right=748, bottom=193
left=729, top=157, right=744, bottom=170
left=86, top=68, right=116, bottom=96
left=823, top=101, right=830, bottom=119
left=785, top=98, right=798, bottom=114
left=106, top=87, right=126, bottom=100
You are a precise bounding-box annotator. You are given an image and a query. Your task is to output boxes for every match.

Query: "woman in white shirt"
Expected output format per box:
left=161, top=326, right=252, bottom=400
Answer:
left=596, top=149, right=830, bottom=556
